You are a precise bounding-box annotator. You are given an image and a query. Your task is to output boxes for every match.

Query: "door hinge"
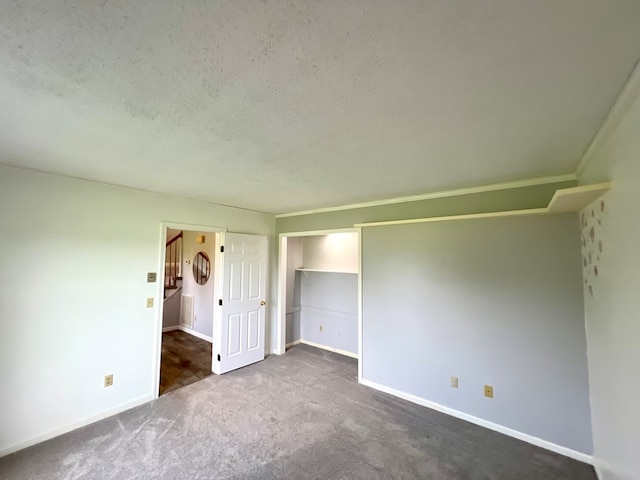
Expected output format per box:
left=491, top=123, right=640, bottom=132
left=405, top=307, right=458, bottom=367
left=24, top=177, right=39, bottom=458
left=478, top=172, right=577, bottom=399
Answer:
left=220, top=245, right=224, bottom=253
left=218, top=299, right=223, bottom=306
left=217, top=354, right=221, bottom=361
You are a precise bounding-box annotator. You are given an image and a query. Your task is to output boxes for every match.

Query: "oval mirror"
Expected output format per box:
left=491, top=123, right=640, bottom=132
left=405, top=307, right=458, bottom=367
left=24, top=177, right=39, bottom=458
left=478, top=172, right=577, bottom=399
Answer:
left=192, top=251, right=211, bottom=285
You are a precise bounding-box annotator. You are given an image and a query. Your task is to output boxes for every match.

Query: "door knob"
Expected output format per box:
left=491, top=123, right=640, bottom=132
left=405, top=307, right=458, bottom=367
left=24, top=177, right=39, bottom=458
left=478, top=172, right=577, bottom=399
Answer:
left=260, top=301, right=266, bottom=306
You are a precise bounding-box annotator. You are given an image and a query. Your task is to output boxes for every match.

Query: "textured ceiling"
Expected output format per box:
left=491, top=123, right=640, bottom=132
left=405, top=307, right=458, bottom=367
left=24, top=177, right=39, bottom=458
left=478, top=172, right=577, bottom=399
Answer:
left=0, top=1, right=639, bottom=214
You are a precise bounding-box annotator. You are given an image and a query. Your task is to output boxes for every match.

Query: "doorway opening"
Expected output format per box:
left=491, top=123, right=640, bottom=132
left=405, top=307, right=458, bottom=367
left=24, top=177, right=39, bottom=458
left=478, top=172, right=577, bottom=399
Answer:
left=277, top=229, right=362, bottom=380
left=154, top=223, right=269, bottom=398
left=158, top=227, right=219, bottom=395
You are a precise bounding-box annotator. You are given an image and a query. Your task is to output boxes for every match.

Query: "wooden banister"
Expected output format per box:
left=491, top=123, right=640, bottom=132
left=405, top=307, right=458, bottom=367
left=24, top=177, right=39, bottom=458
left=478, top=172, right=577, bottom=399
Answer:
left=165, top=231, right=183, bottom=289
left=166, top=231, right=183, bottom=247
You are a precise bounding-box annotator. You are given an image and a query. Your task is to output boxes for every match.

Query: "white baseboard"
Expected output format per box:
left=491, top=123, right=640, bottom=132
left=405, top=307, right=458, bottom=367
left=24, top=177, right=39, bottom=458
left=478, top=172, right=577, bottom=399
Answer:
left=300, top=339, right=359, bottom=359
left=177, top=325, right=212, bottom=343
left=592, top=457, right=633, bottom=480
left=359, top=378, right=592, bottom=465
left=0, top=393, right=153, bottom=458
left=286, top=339, right=302, bottom=349
left=162, top=325, right=179, bottom=332
left=593, top=461, right=603, bottom=480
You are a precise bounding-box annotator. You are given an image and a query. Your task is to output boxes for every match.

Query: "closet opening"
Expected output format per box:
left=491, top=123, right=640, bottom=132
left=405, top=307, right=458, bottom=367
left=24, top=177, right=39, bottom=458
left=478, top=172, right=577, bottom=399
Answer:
left=277, top=229, right=361, bottom=379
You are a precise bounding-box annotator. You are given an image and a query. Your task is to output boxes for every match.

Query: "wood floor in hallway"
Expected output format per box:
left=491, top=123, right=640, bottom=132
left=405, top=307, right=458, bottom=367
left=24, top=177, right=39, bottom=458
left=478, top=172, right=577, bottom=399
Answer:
left=159, top=330, right=212, bottom=395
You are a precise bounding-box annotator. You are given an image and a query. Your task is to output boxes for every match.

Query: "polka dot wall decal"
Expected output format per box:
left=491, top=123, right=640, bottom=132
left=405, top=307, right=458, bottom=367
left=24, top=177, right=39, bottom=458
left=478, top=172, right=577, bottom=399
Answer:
left=580, top=193, right=609, bottom=300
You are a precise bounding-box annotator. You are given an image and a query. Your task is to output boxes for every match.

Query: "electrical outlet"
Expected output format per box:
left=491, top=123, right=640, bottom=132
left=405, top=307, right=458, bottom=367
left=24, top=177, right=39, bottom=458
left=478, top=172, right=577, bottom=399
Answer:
left=319, top=325, right=323, bottom=332
left=450, top=376, right=459, bottom=388
left=484, top=385, right=494, bottom=398
left=146, top=297, right=154, bottom=308
left=104, top=374, right=113, bottom=388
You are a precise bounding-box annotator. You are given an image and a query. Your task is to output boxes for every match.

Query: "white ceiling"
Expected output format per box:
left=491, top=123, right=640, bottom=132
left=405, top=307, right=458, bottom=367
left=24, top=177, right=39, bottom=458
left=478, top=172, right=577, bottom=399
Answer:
left=1, top=1, right=639, bottom=214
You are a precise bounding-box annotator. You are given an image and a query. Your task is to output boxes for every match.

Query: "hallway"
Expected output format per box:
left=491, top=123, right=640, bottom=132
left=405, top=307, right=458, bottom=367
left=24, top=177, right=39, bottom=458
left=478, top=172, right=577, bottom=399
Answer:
left=159, top=330, right=212, bottom=395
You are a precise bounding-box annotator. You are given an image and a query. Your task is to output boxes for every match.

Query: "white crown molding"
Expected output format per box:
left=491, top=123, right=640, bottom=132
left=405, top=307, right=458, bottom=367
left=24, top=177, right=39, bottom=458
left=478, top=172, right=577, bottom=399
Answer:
left=275, top=173, right=577, bottom=218
left=577, top=59, right=640, bottom=177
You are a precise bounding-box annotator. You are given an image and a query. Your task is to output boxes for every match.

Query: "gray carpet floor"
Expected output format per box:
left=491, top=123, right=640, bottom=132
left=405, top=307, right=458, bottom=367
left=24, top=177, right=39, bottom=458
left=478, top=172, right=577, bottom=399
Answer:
left=0, top=344, right=596, bottom=480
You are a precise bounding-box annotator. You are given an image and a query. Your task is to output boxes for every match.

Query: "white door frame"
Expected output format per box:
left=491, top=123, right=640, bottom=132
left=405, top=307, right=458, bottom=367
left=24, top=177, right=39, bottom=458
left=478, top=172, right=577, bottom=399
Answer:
left=153, top=221, right=227, bottom=399
left=276, top=227, right=363, bottom=382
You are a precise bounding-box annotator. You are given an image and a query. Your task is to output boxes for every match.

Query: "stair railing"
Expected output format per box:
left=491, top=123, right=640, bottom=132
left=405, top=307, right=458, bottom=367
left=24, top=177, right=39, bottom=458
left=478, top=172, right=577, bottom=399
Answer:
left=165, top=231, right=183, bottom=289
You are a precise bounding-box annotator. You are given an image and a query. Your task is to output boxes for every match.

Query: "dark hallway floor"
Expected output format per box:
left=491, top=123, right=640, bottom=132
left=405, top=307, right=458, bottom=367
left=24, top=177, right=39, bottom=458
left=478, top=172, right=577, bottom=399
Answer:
left=159, top=329, right=212, bottom=395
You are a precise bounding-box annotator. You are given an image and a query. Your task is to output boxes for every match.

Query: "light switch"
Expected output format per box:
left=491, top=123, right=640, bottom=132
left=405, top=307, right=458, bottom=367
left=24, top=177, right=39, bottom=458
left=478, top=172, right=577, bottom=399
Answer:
left=146, top=298, right=154, bottom=308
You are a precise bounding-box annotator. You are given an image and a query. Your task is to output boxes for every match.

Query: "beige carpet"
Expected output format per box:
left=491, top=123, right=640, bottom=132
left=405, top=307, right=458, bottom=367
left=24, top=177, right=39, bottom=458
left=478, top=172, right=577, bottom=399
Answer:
left=0, top=344, right=596, bottom=479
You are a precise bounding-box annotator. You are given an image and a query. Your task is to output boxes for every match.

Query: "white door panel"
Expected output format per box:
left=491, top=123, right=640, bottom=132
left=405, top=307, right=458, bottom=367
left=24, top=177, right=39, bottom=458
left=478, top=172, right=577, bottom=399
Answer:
left=214, top=233, right=267, bottom=374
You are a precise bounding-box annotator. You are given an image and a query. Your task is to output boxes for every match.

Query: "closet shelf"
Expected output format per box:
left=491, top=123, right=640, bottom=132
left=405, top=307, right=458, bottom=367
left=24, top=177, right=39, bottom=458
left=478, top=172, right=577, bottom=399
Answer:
left=546, top=183, right=611, bottom=214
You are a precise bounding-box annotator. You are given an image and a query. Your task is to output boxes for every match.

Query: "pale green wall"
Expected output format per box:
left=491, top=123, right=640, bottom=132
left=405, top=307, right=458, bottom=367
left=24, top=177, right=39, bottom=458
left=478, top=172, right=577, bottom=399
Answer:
left=276, top=180, right=576, bottom=232
left=577, top=90, right=640, bottom=479
left=0, top=164, right=275, bottom=455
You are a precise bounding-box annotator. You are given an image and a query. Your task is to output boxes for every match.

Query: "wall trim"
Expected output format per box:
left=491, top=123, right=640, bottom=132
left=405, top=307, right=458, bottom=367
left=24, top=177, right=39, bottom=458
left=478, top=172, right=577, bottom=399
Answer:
left=355, top=207, right=548, bottom=228
left=0, top=393, right=154, bottom=458
left=593, top=461, right=603, bottom=480
left=178, top=325, right=213, bottom=343
left=301, top=304, right=358, bottom=319
left=354, top=183, right=611, bottom=228
left=275, top=174, right=576, bottom=218
left=359, top=378, right=593, bottom=465
left=285, top=339, right=302, bottom=349
left=162, top=324, right=213, bottom=342
left=300, top=339, right=359, bottom=359
left=577, top=58, right=640, bottom=177
left=591, top=457, right=634, bottom=480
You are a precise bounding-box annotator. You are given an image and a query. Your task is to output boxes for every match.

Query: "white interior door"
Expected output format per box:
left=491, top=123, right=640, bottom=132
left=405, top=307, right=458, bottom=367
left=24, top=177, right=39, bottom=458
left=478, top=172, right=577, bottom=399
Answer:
left=213, top=233, right=268, bottom=374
